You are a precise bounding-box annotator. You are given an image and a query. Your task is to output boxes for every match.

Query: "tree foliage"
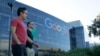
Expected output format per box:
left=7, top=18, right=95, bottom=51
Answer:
left=66, top=45, right=100, bottom=56
left=88, top=14, right=100, bottom=38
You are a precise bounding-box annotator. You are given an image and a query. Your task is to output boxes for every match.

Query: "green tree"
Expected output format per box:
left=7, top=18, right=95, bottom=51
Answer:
left=67, top=48, right=92, bottom=56
left=88, top=14, right=100, bottom=38
left=91, top=45, right=100, bottom=56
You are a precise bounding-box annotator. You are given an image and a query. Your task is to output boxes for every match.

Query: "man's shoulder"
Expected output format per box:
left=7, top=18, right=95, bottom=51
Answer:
left=11, top=18, right=20, bottom=25
left=27, top=29, right=31, bottom=32
left=11, top=18, right=19, bottom=22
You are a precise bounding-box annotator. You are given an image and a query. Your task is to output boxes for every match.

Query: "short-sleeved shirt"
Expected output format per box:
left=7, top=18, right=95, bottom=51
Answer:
left=32, top=28, right=38, bottom=41
left=11, top=18, right=28, bottom=45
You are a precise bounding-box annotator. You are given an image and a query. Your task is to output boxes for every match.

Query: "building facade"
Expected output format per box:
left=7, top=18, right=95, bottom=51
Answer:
left=0, top=0, right=85, bottom=52
left=69, top=20, right=85, bottom=49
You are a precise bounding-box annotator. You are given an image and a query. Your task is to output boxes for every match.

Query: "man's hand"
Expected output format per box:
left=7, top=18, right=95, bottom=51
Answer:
left=27, top=37, right=39, bottom=48
left=32, top=42, right=39, bottom=48
left=17, top=41, right=21, bottom=45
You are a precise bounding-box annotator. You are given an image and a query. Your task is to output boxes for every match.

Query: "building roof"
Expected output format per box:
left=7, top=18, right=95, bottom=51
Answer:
left=68, top=20, right=83, bottom=27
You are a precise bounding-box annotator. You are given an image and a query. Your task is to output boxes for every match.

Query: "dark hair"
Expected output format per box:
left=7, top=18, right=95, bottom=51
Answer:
left=27, top=21, right=33, bottom=27
left=17, top=7, right=27, bottom=16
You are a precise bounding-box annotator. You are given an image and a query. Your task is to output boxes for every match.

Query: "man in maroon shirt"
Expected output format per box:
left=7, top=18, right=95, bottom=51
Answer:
left=11, top=7, right=38, bottom=56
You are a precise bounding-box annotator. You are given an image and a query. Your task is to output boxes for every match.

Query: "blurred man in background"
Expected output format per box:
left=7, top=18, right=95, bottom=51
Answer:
left=26, top=21, right=38, bottom=56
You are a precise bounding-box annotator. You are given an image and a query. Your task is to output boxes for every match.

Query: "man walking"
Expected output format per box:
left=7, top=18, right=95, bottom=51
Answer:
left=26, top=21, right=38, bottom=56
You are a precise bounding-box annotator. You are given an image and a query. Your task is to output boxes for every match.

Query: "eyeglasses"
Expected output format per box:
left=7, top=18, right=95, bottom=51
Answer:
left=30, top=23, right=34, bottom=25
left=23, top=11, right=28, bottom=14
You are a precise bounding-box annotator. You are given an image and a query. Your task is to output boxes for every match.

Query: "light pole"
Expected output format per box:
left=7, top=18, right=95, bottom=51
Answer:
left=8, top=2, right=13, bottom=56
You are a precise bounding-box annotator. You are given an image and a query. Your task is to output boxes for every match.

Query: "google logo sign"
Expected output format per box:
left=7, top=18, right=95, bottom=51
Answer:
left=45, top=18, right=62, bottom=32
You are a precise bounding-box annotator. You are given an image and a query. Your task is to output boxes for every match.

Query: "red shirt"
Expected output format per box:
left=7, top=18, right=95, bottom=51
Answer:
left=11, top=18, right=27, bottom=45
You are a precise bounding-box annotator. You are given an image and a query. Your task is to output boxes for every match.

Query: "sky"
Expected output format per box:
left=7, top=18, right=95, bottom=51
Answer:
left=16, top=0, right=100, bottom=43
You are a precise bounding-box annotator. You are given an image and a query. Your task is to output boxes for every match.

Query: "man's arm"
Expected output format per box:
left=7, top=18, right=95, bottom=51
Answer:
left=27, top=37, right=39, bottom=48
left=11, top=26, right=21, bottom=44
left=27, top=37, right=33, bottom=43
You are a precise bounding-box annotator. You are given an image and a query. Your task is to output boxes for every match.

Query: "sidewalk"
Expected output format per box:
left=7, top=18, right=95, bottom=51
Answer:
left=0, top=39, right=12, bottom=56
